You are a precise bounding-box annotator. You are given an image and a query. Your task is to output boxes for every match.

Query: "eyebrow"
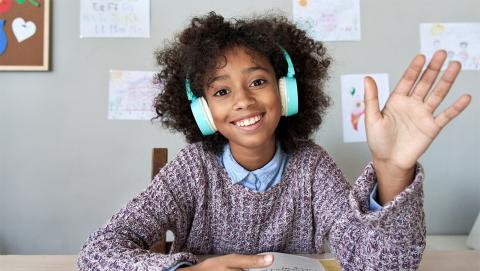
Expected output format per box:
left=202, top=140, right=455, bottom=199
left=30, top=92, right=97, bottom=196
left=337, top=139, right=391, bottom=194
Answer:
left=207, top=65, right=270, bottom=87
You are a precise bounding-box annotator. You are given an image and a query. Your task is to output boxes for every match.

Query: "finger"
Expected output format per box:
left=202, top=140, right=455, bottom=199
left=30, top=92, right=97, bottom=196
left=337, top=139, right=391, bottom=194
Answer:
left=226, top=254, right=274, bottom=269
left=411, top=50, right=447, bottom=101
left=364, top=76, right=382, bottom=123
left=425, top=61, right=461, bottom=112
left=393, top=54, right=425, bottom=96
left=434, top=94, right=471, bottom=128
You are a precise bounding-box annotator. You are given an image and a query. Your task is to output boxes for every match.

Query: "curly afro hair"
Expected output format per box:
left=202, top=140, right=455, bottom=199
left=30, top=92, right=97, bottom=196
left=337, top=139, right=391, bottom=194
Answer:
left=153, top=11, right=331, bottom=155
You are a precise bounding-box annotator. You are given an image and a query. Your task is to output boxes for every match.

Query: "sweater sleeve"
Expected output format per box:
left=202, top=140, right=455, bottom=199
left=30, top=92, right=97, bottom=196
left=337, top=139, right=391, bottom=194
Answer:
left=77, top=147, right=199, bottom=271
left=313, top=153, right=426, bottom=271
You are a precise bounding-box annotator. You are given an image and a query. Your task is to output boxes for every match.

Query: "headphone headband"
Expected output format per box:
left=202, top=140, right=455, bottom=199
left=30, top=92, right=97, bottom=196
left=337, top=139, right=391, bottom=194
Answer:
left=185, top=78, right=196, bottom=101
left=278, top=46, right=295, bottom=78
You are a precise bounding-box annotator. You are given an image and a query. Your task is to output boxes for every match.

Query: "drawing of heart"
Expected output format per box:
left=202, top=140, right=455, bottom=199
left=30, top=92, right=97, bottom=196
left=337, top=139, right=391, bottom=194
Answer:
left=12, top=17, right=36, bottom=42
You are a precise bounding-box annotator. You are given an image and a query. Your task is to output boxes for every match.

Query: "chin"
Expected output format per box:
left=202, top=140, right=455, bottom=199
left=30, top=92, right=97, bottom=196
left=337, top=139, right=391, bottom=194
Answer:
left=236, top=135, right=276, bottom=150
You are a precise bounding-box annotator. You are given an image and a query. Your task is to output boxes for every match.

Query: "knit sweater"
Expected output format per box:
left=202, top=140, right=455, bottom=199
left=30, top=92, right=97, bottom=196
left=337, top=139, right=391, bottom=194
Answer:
left=77, top=141, right=426, bottom=270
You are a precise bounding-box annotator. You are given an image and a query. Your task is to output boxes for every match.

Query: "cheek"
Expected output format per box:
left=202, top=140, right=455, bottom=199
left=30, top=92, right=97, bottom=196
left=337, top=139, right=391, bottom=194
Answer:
left=209, top=107, right=222, bottom=123
left=268, top=93, right=283, bottom=119
left=208, top=101, right=229, bottom=124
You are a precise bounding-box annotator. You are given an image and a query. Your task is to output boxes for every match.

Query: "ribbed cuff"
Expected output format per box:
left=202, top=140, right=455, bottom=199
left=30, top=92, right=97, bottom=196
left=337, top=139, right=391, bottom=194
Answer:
left=349, top=162, right=424, bottom=225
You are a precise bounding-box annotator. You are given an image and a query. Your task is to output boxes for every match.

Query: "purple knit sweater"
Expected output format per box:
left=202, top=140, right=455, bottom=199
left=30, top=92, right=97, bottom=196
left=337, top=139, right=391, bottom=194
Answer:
left=77, top=141, right=426, bottom=270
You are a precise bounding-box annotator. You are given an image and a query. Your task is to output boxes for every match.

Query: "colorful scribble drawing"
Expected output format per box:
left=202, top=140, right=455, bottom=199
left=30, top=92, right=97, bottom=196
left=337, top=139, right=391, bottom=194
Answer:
left=341, top=73, right=389, bottom=143
left=350, top=87, right=365, bottom=131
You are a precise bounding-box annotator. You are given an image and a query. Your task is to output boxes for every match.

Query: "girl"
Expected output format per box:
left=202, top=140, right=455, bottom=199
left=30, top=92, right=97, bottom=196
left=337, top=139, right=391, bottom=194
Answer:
left=77, top=12, right=471, bottom=271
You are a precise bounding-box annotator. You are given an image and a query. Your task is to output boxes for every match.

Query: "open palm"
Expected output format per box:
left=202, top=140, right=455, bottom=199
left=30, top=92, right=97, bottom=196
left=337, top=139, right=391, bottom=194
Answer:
left=364, top=50, right=471, bottom=171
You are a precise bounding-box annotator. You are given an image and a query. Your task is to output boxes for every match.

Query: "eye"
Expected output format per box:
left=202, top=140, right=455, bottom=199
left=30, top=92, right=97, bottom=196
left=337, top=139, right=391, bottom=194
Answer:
left=250, top=79, right=266, bottom=87
left=213, top=88, right=230, bottom=97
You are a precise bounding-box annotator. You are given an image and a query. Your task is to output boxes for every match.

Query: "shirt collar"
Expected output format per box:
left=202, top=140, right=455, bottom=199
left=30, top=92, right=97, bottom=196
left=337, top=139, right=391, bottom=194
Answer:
left=221, top=141, right=285, bottom=184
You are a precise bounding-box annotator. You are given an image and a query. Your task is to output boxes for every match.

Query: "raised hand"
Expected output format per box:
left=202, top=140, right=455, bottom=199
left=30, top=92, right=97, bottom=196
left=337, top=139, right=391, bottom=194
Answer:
left=363, top=50, right=471, bottom=204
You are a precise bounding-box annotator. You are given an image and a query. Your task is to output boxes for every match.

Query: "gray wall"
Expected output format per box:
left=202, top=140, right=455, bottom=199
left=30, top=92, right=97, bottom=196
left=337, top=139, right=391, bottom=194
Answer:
left=0, top=0, right=478, bottom=254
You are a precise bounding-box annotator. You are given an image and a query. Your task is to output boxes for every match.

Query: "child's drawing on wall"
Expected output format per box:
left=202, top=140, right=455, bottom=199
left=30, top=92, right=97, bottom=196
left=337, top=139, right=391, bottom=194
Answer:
left=421, top=23, right=480, bottom=70
left=341, top=73, right=389, bottom=143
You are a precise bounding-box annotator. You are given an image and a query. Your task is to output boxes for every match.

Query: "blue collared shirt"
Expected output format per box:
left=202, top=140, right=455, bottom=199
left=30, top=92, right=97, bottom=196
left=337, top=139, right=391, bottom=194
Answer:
left=219, top=141, right=288, bottom=192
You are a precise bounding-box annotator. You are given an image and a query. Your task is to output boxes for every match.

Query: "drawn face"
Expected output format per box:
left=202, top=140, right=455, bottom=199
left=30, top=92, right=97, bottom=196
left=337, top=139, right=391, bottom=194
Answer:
left=203, top=46, right=282, bottom=152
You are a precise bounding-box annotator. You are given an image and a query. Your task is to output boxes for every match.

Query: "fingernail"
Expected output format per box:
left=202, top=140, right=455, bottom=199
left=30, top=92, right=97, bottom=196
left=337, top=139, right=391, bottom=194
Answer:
left=264, top=255, right=273, bottom=264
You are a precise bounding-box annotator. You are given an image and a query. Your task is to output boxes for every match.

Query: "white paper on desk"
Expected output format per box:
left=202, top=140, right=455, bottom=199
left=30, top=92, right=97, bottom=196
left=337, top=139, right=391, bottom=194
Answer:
left=248, top=252, right=326, bottom=271
left=80, top=0, right=150, bottom=38
left=108, top=70, right=160, bottom=120
left=292, top=0, right=361, bottom=41
left=420, top=23, right=480, bottom=70
left=341, top=73, right=390, bottom=143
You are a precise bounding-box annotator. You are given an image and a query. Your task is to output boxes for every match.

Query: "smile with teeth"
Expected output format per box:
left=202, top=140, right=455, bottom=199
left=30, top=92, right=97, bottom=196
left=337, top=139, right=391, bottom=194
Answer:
left=233, top=114, right=263, bottom=127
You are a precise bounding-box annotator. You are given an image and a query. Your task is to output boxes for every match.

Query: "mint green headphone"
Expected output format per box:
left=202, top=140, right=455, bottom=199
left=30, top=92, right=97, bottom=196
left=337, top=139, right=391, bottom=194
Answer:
left=185, top=46, right=298, bottom=136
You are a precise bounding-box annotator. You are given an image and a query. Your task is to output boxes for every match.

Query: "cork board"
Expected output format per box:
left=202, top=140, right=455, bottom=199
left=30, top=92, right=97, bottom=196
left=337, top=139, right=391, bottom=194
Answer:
left=0, top=0, right=50, bottom=71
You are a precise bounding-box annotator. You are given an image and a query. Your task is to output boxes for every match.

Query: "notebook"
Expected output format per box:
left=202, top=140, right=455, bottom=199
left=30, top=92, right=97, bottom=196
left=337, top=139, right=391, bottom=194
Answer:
left=248, top=252, right=327, bottom=271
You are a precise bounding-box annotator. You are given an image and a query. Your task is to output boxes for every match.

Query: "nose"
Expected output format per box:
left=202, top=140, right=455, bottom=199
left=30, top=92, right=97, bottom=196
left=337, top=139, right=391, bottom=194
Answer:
left=233, top=88, right=255, bottom=111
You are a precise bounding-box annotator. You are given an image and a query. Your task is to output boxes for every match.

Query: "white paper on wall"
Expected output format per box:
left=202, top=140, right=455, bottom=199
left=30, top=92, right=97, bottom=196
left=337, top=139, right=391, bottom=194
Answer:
left=80, top=0, right=150, bottom=38
left=292, top=0, right=361, bottom=41
left=341, top=73, right=389, bottom=143
left=108, top=70, right=159, bottom=120
left=420, top=23, right=480, bottom=70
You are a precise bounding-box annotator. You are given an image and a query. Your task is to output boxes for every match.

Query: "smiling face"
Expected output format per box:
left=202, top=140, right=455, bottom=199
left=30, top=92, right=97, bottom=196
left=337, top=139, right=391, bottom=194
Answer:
left=203, top=46, right=282, bottom=155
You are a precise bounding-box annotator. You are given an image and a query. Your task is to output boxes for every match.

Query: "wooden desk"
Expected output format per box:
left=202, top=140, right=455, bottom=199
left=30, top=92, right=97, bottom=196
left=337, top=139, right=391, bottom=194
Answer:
left=0, top=255, right=75, bottom=271
left=417, top=251, right=479, bottom=271
left=1, top=251, right=479, bottom=271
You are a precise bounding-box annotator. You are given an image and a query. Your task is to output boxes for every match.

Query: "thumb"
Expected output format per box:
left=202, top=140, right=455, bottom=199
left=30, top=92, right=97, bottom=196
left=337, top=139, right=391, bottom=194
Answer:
left=364, top=76, right=382, bottom=123
left=227, top=254, right=274, bottom=269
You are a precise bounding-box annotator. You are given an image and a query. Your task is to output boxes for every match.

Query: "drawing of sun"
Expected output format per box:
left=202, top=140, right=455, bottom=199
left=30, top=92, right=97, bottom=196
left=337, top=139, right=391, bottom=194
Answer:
left=430, top=24, right=445, bottom=36
left=298, top=0, right=308, bottom=7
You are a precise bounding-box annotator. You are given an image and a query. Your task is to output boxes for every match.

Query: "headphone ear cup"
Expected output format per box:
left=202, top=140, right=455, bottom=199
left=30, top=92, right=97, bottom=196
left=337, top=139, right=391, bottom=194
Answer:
left=279, top=77, right=288, bottom=116
left=190, top=97, right=217, bottom=136
left=278, top=76, right=299, bottom=116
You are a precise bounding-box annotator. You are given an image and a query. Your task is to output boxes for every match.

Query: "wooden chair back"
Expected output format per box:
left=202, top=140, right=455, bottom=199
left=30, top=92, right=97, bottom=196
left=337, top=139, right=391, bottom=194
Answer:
left=151, top=148, right=168, bottom=180
left=148, top=148, right=173, bottom=254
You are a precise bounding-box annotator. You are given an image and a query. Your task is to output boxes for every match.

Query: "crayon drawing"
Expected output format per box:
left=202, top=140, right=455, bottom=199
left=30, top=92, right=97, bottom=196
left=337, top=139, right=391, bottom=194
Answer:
left=108, top=70, right=159, bottom=120
left=341, top=73, right=389, bottom=143
left=292, top=0, right=361, bottom=41
left=420, top=23, right=480, bottom=70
